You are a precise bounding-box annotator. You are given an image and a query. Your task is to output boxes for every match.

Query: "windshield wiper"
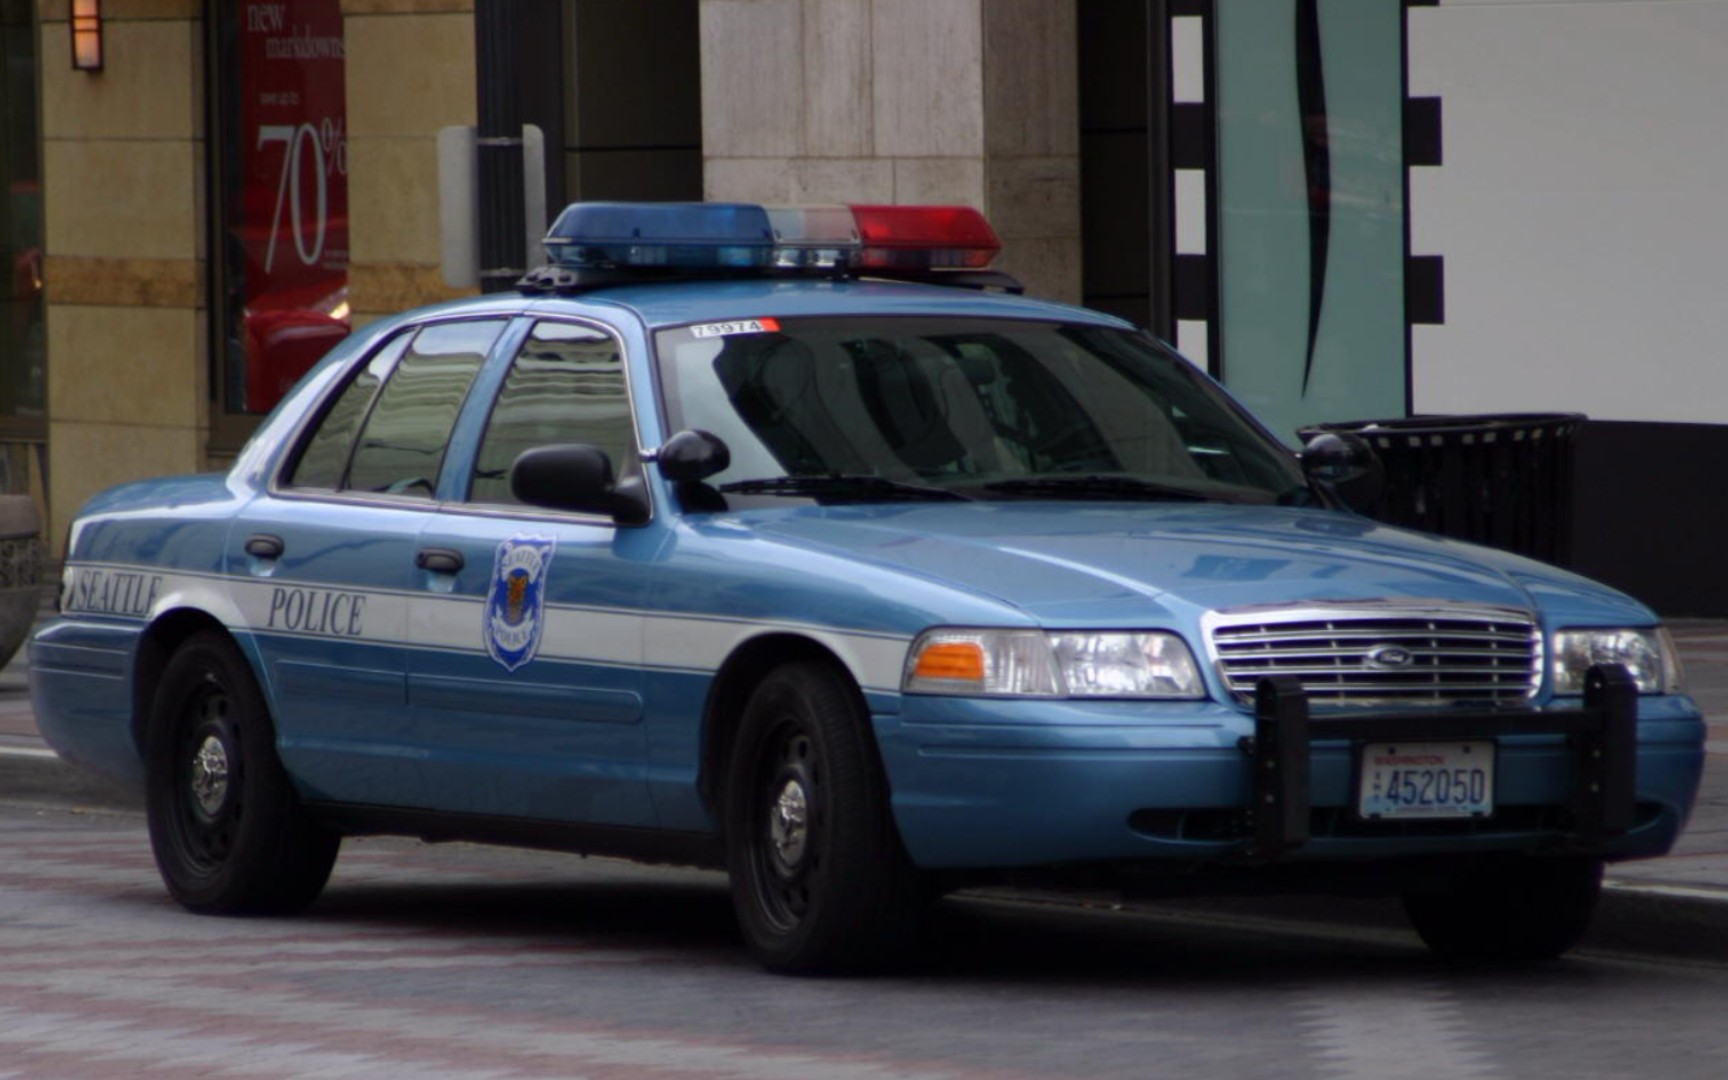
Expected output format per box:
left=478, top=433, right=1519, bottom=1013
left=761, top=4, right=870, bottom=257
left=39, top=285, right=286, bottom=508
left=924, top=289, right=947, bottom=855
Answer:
left=717, top=474, right=972, bottom=503
left=982, top=475, right=1212, bottom=502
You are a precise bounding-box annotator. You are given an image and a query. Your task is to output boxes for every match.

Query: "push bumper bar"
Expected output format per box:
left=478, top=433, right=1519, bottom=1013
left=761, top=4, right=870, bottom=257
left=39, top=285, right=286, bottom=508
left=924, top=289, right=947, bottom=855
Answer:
left=1247, top=663, right=1637, bottom=858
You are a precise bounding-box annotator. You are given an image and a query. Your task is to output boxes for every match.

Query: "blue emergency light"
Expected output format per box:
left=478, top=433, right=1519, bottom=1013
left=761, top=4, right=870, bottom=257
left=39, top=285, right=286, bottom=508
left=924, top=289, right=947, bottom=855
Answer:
left=542, top=202, right=776, bottom=270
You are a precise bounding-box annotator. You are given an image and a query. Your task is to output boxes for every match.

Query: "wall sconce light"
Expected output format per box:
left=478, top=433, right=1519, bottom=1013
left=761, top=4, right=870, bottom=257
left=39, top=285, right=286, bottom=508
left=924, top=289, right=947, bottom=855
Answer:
left=71, top=0, right=103, bottom=72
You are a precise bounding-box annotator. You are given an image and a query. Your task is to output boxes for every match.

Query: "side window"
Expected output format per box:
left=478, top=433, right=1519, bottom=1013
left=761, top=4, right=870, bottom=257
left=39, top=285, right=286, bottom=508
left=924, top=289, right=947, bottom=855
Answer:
left=285, top=331, right=413, bottom=489
left=345, top=320, right=504, bottom=497
left=286, top=319, right=503, bottom=497
left=470, top=321, right=637, bottom=506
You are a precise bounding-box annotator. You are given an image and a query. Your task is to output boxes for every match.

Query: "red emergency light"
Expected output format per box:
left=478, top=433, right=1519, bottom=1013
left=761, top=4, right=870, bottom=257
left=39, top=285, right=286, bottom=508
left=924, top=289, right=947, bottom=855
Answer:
left=849, top=205, right=1002, bottom=270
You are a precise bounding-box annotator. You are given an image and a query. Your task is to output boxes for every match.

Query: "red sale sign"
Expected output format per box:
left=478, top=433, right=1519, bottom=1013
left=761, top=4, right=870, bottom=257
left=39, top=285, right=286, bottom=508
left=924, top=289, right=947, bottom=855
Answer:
left=234, top=0, right=350, bottom=412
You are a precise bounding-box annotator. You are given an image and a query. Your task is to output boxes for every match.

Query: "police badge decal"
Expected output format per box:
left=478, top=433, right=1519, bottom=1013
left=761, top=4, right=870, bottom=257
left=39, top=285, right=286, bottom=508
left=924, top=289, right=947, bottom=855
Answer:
left=485, top=535, right=556, bottom=671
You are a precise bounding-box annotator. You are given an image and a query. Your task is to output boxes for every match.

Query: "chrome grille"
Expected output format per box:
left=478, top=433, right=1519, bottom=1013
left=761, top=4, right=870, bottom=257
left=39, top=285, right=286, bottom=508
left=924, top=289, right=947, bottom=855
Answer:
left=1207, top=606, right=1541, bottom=707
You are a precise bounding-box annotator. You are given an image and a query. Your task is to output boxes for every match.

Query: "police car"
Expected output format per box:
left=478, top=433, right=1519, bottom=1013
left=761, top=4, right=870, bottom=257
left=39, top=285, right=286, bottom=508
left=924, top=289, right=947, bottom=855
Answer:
left=31, top=202, right=1704, bottom=972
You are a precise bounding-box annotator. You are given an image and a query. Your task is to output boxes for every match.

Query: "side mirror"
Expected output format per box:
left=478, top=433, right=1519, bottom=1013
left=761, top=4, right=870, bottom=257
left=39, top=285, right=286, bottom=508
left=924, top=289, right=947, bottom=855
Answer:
left=510, top=444, right=650, bottom=525
left=655, top=429, right=731, bottom=482
left=1300, top=432, right=1385, bottom=513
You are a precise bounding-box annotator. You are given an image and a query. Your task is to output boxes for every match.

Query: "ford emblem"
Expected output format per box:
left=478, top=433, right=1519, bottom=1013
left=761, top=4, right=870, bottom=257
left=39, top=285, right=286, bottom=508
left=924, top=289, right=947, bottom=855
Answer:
left=1365, top=645, right=1415, bottom=670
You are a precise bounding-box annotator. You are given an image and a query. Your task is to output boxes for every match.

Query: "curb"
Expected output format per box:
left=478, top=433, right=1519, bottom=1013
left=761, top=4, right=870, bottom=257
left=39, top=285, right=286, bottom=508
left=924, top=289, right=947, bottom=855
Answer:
left=1112, top=882, right=1728, bottom=967
left=968, top=883, right=1728, bottom=967
left=1587, top=882, right=1728, bottom=964
left=0, top=749, right=145, bottom=815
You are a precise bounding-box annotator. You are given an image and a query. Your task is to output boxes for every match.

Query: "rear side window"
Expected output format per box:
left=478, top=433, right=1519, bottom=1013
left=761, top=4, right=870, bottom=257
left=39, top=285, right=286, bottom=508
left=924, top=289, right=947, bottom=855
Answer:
left=287, top=332, right=411, bottom=489
left=285, top=319, right=505, bottom=496
left=469, top=320, right=637, bottom=506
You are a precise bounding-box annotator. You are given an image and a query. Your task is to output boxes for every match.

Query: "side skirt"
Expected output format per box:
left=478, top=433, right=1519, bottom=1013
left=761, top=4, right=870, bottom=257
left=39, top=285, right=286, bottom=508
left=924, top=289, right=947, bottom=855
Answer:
left=309, top=803, right=726, bottom=871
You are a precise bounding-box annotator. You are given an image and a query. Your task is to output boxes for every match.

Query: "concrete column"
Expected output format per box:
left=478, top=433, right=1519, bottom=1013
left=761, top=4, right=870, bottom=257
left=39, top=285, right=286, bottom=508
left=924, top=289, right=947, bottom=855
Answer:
left=342, top=0, right=479, bottom=321
left=701, top=0, right=1080, bottom=303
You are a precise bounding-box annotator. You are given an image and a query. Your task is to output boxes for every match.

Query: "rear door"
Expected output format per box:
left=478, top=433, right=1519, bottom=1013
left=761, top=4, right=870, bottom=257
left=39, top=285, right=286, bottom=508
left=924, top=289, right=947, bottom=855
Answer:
left=233, top=317, right=509, bottom=807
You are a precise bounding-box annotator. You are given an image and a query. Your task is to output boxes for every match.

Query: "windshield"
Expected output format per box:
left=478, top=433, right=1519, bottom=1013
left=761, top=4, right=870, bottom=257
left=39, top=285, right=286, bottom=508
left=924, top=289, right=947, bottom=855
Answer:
left=654, top=316, right=1308, bottom=508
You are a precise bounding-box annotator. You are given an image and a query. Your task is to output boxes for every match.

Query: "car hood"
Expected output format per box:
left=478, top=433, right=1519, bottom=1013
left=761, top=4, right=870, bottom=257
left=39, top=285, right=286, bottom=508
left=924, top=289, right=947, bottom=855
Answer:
left=735, top=502, right=1653, bottom=628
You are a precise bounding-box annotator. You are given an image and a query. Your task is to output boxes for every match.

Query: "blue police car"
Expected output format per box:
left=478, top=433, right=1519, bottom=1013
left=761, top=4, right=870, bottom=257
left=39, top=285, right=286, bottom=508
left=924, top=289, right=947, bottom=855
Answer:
left=30, top=202, right=1704, bottom=972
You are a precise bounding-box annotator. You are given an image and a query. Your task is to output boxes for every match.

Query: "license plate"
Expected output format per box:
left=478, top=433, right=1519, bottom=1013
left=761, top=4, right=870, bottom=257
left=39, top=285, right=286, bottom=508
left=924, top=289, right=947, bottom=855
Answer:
left=1358, top=741, right=1495, bottom=820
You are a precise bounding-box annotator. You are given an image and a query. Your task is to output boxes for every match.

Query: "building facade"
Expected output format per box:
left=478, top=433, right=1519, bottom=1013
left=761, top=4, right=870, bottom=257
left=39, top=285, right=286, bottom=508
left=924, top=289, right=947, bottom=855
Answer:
left=13, top=0, right=1728, bottom=611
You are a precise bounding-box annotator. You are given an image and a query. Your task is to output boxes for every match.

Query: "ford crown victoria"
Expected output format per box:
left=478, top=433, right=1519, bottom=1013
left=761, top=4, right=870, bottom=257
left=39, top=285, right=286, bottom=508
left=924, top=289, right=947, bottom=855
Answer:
left=30, top=203, right=1704, bottom=972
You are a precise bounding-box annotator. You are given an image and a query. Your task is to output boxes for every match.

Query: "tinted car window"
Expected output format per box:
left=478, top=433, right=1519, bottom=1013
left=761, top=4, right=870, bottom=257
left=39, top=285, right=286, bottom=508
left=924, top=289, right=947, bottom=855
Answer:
left=470, top=320, right=637, bottom=505
left=285, top=330, right=412, bottom=490
left=339, top=320, right=503, bottom=497
left=656, top=316, right=1306, bottom=504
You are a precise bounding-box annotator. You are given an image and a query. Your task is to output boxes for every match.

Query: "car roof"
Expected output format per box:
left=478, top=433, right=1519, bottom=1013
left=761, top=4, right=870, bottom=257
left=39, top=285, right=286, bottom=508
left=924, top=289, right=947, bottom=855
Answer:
left=518, top=277, right=1136, bottom=333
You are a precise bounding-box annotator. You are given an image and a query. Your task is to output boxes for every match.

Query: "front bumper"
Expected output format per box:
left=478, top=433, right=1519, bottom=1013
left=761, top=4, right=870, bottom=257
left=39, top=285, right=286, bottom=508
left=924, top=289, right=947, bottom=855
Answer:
left=1244, top=664, right=1641, bottom=858
left=874, top=666, right=1704, bottom=872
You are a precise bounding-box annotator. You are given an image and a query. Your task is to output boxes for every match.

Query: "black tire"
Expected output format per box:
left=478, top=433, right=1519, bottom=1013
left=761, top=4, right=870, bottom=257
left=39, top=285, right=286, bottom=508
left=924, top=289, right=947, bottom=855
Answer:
left=1403, top=857, right=1603, bottom=964
left=723, top=661, right=926, bottom=973
left=144, top=631, right=339, bottom=914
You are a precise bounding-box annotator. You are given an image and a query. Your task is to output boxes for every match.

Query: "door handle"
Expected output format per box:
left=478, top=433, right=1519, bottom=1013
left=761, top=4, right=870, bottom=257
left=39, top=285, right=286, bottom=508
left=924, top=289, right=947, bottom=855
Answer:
left=245, top=534, right=285, bottom=560
left=415, top=548, right=465, bottom=574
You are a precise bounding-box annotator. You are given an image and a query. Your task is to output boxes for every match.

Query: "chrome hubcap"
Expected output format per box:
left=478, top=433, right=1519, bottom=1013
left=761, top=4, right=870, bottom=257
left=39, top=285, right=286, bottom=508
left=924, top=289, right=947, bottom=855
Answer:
left=769, top=777, right=809, bottom=870
left=190, top=734, right=230, bottom=817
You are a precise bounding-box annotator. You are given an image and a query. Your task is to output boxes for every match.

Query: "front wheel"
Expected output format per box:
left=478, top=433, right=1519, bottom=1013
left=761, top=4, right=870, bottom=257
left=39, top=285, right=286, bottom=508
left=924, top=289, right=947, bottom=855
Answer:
left=1402, top=857, right=1603, bottom=963
left=724, top=661, right=926, bottom=973
left=145, top=631, right=340, bottom=914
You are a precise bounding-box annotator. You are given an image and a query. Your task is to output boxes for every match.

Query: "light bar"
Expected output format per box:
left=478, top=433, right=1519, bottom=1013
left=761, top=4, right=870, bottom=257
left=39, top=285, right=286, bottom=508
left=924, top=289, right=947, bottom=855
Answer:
left=541, top=202, right=1000, bottom=275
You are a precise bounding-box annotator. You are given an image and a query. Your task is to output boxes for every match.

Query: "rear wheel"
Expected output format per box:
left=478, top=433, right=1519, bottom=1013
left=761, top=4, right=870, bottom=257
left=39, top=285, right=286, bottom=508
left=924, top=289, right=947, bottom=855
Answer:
left=1402, top=857, right=1603, bottom=963
left=145, top=631, right=339, bottom=914
left=724, top=661, right=925, bottom=973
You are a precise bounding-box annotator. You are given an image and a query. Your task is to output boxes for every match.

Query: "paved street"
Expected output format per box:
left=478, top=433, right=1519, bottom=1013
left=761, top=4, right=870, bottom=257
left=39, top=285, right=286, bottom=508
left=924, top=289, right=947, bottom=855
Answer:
left=12, top=804, right=1728, bottom=1079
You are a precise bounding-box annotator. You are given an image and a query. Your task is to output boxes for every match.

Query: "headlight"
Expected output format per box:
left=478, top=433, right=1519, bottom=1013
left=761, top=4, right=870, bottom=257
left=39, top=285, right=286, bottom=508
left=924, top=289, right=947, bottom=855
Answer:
left=1551, top=627, right=1685, bottom=695
left=903, top=629, right=1205, bottom=699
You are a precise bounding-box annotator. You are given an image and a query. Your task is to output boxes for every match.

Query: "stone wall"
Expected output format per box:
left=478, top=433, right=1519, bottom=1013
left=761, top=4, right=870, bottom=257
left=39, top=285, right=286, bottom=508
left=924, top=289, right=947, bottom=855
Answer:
left=700, top=0, right=1081, bottom=303
left=37, top=0, right=207, bottom=552
left=33, top=0, right=484, bottom=549
left=342, top=0, right=479, bottom=324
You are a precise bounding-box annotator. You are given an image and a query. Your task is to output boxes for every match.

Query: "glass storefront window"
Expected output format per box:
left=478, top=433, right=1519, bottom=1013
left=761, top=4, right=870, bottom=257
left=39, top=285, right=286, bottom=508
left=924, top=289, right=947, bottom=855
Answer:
left=1214, top=2, right=1407, bottom=445
left=213, top=0, right=350, bottom=420
left=0, top=0, right=42, bottom=440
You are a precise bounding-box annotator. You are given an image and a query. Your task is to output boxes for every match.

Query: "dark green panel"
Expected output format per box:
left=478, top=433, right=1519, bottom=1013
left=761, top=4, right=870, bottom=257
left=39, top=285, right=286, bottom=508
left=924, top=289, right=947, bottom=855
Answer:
left=566, top=147, right=703, bottom=203
left=570, top=0, right=701, bottom=150
left=1078, top=0, right=1154, bottom=330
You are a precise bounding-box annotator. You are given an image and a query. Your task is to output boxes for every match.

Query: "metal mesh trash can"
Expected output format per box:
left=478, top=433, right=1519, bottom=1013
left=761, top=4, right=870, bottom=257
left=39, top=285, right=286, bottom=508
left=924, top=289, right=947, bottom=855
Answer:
left=1298, top=413, right=1585, bottom=565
